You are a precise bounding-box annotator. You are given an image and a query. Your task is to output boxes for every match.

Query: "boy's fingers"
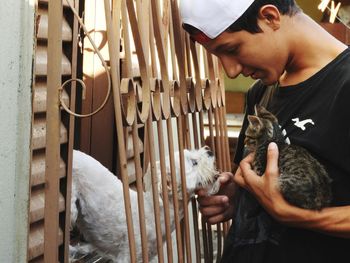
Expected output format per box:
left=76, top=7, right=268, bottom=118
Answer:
left=264, top=142, right=280, bottom=180
left=196, top=172, right=233, bottom=196
left=197, top=195, right=229, bottom=207
left=217, top=172, right=233, bottom=184
left=233, top=168, right=246, bottom=187
left=195, top=188, right=208, bottom=196
left=242, top=152, right=255, bottom=164
left=199, top=203, right=229, bottom=217
left=237, top=153, right=258, bottom=185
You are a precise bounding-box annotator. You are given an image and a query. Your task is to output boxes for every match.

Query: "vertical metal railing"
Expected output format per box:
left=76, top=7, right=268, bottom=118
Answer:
left=115, top=2, right=232, bottom=261
left=39, top=0, right=233, bottom=262
left=44, top=0, right=63, bottom=261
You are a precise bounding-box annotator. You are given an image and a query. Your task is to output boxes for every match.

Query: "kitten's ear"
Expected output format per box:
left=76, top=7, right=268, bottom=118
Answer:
left=254, top=105, right=259, bottom=115
left=248, top=115, right=262, bottom=128
left=255, top=105, right=266, bottom=115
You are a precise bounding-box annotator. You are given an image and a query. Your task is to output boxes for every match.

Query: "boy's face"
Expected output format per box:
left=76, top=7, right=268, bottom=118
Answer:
left=202, top=18, right=288, bottom=85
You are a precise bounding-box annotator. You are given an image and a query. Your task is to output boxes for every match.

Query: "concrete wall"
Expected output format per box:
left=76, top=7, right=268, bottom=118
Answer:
left=0, top=0, right=35, bottom=262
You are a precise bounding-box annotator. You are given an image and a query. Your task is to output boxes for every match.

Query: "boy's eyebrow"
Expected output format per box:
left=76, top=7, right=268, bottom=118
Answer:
left=213, top=44, right=227, bottom=53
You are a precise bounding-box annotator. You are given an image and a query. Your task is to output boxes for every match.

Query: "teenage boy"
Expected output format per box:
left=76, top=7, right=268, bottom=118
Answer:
left=180, top=0, right=350, bottom=262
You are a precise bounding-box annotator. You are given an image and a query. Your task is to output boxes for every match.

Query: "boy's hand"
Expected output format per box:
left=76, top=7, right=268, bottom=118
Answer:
left=196, top=172, right=236, bottom=224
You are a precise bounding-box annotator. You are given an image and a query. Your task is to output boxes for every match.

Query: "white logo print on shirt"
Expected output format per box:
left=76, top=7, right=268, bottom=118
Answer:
left=292, top=118, right=315, bottom=131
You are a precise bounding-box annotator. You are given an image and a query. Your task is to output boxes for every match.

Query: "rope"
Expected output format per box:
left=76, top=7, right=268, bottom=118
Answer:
left=59, top=0, right=111, bottom=118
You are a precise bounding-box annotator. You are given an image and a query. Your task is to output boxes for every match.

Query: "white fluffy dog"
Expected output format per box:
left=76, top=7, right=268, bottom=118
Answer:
left=70, top=146, right=219, bottom=262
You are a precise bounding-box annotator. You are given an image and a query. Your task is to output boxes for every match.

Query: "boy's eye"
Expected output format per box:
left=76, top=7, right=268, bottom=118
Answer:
left=226, top=47, right=239, bottom=55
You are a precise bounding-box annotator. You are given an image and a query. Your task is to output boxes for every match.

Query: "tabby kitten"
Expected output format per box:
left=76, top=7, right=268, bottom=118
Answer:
left=244, top=105, right=332, bottom=210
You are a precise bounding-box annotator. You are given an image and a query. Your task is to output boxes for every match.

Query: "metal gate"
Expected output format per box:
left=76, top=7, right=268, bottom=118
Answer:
left=28, top=0, right=233, bottom=262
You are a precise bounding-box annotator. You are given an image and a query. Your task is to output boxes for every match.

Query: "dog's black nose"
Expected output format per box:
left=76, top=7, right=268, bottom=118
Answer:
left=206, top=150, right=214, bottom=157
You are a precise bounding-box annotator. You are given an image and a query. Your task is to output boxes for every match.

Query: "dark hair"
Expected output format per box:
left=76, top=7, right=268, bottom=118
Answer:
left=183, top=0, right=301, bottom=36
left=228, top=0, right=301, bottom=33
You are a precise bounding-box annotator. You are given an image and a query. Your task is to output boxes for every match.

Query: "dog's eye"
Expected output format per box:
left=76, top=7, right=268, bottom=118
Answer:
left=191, top=159, right=198, bottom=166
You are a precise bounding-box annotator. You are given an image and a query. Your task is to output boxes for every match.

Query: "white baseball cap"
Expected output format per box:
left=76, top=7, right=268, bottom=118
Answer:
left=180, top=0, right=255, bottom=39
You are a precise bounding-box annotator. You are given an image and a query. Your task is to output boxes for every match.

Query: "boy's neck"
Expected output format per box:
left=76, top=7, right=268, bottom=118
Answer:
left=279, top=13, right=347, bottom=87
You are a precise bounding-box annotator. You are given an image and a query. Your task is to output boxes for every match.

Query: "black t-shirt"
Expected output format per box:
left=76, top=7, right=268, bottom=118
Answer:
left=221, top=48, right=350, bottom=263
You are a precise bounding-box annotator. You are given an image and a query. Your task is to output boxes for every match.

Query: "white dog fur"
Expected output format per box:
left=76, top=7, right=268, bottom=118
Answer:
left=70, top=146, right=219, bottom=262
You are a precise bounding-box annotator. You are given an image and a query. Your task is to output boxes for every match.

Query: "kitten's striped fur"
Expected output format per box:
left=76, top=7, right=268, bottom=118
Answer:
left=245, top=105, right=332, bottom=210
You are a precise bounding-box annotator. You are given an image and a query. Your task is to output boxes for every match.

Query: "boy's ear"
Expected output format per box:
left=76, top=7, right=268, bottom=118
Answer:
left=248, top=115, right=262, bottom=129
left=258, top=5, right=281, bottom=30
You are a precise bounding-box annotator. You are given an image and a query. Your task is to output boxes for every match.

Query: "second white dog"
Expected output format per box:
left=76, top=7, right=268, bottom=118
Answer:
left=70, top=146, right=219, bottom=262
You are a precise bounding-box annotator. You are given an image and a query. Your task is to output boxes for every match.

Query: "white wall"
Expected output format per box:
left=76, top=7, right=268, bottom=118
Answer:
left=0, top=0, right=34, bottom=262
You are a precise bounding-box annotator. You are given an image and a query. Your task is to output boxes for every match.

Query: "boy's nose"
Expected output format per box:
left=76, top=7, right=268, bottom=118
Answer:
left=219, top=56, right=242, bottom=79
